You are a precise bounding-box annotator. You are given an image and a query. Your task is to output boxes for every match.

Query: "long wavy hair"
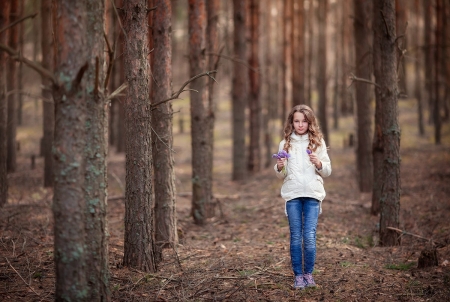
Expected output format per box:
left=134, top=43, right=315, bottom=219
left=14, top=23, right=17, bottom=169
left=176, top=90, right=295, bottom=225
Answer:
left=282, top=104, right=323, bottom=152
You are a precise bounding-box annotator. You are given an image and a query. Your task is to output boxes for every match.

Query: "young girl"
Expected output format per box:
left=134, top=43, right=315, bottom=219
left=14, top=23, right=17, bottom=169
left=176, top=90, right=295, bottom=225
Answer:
left=274, top=104, right=331, bottom=289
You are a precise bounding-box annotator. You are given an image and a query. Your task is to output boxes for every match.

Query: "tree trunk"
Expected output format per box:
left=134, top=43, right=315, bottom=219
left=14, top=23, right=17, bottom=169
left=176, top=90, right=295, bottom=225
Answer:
left=151, top=0, right=178, bottom=254
left=41, top=0, right=54, bottom=188
left=317, top=0, right=329, bottom=144
left=247, top=0, right=260, bottom=173
left=434, top=0, right=443, bottom=144
left=282, top=0, right=292, bottom=123
left=395, top=0, right=407, bottom=97
left=262, top=0, right=272, bottom=168
left=206, top=0, right=219, bottom=216
left=292, top=0, right=305, bottom=105
left=341, top=0, right=353, bottom=115
left=0, top=0, right=10, bottom=208
left=305, top=0, right=313, bottom=107
left=333, top=2, right=340, bottom=130
left=373, top=0, right=401, bottom=246
left=232, top=0, right=247, bottom=181
left=423, top=0, right=433, bottom=124
left=189, top=0, right=212, bottom=225
left=17, top=0, right=23, bottom=126
left=122, top=0, right=157, bottom=272
left=353, top=0, right=373, bottom=192
left=413, top=0, right=424, bottom=135
left=52, top=1, right=89, bottom=299
left=84, top=0, right=110, bottom=300
left=7, top=0, right=18, bottom=173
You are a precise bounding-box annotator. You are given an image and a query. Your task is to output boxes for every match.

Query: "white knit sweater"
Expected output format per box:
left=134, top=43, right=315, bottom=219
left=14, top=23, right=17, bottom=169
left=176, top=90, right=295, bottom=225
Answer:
left=274, top=133, right=332, bottom=214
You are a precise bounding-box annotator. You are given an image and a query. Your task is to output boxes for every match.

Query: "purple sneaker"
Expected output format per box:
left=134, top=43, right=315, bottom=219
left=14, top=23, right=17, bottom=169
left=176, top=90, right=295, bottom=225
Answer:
left=294, top=275, right=306, bottom=289
left=303, top=273, right=316, bottom=287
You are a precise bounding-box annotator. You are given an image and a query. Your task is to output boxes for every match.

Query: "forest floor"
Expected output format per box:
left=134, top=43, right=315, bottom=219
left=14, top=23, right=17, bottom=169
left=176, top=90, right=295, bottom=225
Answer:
left=1, top=98, right=450, bottom=302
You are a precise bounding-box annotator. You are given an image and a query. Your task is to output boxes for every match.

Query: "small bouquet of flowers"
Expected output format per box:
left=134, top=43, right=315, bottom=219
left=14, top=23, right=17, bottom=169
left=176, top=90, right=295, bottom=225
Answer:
left=272, top=150, right=290, bottom=173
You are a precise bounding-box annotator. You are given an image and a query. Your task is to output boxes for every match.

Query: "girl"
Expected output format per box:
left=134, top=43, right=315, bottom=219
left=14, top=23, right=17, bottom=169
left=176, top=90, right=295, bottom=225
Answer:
left=274, top=104, right=331, bottom=289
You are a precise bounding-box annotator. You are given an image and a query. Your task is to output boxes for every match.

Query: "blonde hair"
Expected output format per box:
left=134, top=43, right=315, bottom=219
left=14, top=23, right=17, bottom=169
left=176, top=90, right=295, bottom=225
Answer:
left=283, top=104, right=323, bottom=152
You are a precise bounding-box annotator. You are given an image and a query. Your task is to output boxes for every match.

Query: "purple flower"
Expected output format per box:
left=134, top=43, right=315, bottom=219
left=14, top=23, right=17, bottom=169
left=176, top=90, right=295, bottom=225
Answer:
left=272, top=150, right=291, bottom=159
left=306, top=149, right=312, bottom=155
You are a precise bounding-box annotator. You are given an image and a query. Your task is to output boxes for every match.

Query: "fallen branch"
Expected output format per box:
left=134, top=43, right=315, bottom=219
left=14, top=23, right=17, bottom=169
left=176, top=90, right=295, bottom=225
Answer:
left=151, top=70, right=218, bottom=109
left=387, top=227, right=446, bottom=247
left=4, top=257, right=40, bottom=297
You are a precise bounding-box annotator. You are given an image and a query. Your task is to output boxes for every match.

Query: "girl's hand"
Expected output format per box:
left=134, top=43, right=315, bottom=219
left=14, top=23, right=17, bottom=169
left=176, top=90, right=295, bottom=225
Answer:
left=277, top=158, right=286, bottom=171
left=308, top=153, right=322, bottom=170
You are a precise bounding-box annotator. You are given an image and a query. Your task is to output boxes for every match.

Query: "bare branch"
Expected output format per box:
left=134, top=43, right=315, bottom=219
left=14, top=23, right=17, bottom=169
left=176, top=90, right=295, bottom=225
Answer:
left=73, top=62, right=89, bottom=89
left=147, top=6, right=158, bottom=13
left=348, top=72, right=381, bottom=89
left=0, top=43, right=57, bottom=84
left=151, top=70, right=218, bottom=109
left=5, top=257, right=40, bottom=296
left=106, top=83, right=127, bottom=102
left=0, top=12, right=38, bottom=34
left=387, top=227, right=446, bottom=247
left=151, top=126, right=176, bottom=153
left=110, top=0, right=127, bottom=40
left=103, top=31, right=114, bottom=90
left=207, top=52, right=258, bottom=72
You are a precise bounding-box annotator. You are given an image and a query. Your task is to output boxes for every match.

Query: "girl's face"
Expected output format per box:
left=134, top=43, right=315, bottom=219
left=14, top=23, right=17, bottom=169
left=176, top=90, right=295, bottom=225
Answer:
left=293, top=112, right=309, bottom=135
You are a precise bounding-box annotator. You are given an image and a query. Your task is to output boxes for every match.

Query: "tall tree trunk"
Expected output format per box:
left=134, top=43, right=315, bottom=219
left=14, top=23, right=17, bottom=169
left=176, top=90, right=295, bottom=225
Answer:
left=373, top=0, right=401, bottom=246
left=122, top=0, right=157, bottom=272
left=247, top=0, right=260, bottom=173
left=433, top=0, right=443, bottom=144
left=395, top=0, right=407, bottom=97
left=424, top=0, right=433, bottom=124
left=333, top=2, right=340, bottom=130
left=84, top=0, right=110, bottom=300
left=52, top=1, right=89, bottom=299
left=0, top=0, right=10, bottom=208
left=282, top=0, right=292, bottom=124
left=7, top=0, right=18, bottom=173
left=414, top=0, right=424, bottom=135
left=305, top=0, right=313, bottom=107
left=206, top=0, right=219, bottom=216
left=262, top=0, right=272, bottom=168
left=292, top=0, right=305, bottom=105
left=232, top=0, right=247, bottom=181
left=189, top=0, right=212, bottom=225
left=341, top=0, right=352, bottom=115
left=41, top=0, right=54, bottom=188
left=17, top=0, right=22, bottom=126
left=353, top=0, right=373, bottom=192
left=151, top=0, right=178, bottom=254
left=317, top=0, right=329, bottom=144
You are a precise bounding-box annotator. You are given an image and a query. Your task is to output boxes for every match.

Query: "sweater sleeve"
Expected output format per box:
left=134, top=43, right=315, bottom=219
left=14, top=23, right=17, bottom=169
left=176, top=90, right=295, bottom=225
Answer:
left=274, top=140, right=287, bottom=179
left=316, top=138, right=332, bottom=178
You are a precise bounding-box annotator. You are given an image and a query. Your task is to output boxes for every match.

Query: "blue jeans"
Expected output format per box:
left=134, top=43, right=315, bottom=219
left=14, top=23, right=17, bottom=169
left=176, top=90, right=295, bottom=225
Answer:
left=286, top=197, right=320, bottom=276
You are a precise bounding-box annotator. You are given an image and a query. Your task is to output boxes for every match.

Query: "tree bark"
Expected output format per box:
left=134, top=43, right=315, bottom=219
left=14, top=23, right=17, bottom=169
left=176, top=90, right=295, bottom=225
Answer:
left=232, top=0, right=247, bottom=181
left=433, top=0, right=443, bottom=144
left=423, top=0, right=433, bottom=124
left=151, top=0, right=178, bottom=254
left=292, top=0, right=305, bottom=105
left=413, top=0, right=424, bottom=136
left=206, top=0, right=219, bottom=216
left=305, top=0, right=313, bottom=107
left=17, top=0, right=22, bottom=126
left=84, top=0, right=110, bottom=300
left=282, top=0, right=292, bottom=124
left=317, top=0, right=329, bottom=144
left=122, top=0, right=157, bottom=272
left=353, top=0, right=373, bottom=192
left=373, top=0, right=401, bottom=246
left=41, top=0, right=54, bottom=188
left=7, top=0, right=18, bottom=173
left=52, top=1, right=89, bottom=299
left=395, top=0, right=407, bottom=97
left=189, top=0, right=212, bottom=225
left=0, top=0, right=10, bottom=208
left=247, top=0, right=260, bottom=173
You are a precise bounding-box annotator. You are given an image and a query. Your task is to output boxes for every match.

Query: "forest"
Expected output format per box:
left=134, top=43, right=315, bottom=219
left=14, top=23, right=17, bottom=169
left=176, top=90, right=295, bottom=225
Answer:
left=0, top=0, right=449, bottom=301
